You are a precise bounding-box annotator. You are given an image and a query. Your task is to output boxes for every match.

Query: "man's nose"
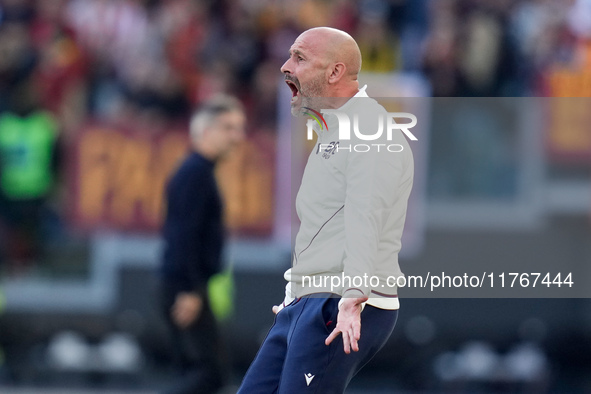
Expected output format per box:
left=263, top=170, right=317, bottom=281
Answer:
left=280, top=58, right=291, bottom=74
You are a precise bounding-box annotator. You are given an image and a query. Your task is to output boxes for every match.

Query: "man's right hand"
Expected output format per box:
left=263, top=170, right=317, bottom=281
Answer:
left=172, top=292, right=203, bottom=329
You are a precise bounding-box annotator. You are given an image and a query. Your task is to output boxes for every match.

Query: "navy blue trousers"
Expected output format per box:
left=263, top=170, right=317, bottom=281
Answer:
left=238, top=295, right=398, bottom=394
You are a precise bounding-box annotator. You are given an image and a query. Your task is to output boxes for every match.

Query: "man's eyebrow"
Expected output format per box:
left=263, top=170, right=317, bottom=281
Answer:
left=289, top=49, right=305, bottom=57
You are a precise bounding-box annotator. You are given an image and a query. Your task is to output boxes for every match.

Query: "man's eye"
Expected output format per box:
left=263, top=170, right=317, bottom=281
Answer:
left=297, top=56, right=303, bottom=61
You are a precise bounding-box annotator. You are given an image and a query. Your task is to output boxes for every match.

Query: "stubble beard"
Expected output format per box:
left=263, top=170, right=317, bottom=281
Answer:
left=291, top=74, right=328, bottom=117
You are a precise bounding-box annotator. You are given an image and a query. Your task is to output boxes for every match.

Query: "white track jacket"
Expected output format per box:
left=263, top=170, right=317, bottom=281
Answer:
left=282, top=86, right=414, bottom=310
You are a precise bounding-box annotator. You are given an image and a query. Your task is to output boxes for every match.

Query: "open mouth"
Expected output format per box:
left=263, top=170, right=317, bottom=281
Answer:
left=285, top=79, right=300, bottom=104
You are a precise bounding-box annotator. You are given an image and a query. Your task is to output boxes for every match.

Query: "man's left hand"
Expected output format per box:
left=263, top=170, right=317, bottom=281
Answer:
left=325, top=296, right=368, bottom=354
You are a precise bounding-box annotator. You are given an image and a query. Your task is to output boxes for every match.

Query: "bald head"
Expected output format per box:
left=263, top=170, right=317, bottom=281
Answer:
left=299, top=27, right=362, bottom=76
left=281, top=27, right=362, bottom=114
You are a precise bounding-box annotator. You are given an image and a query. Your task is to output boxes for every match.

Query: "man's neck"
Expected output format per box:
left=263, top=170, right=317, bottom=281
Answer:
left=192, top=142, right=217, bottom=163
left=324, top=81, right=360, bottom=108
left=322, top=88, right=360, bottom=109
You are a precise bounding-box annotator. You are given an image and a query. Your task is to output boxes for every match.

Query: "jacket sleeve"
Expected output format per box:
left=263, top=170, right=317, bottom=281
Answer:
left=176, top=168, right=214, bottom=295
left=341, top=108, right=412, bottom=298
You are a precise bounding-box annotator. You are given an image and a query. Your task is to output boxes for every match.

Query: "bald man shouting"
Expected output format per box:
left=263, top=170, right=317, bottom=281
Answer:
left=238, top=27, right=414, bottom=393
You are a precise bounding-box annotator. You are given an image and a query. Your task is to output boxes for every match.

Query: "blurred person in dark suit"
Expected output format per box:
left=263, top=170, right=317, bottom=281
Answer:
left=159, top=95, right=245, bottom=394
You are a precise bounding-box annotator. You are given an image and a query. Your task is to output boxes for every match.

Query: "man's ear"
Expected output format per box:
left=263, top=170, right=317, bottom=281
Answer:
left=327, top=62, right=346, bottom=84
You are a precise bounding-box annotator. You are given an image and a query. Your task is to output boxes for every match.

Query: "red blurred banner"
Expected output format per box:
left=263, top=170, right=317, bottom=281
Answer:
left=69, top=124, right=275, bottom=235
left=544, top=42, right=591, bottom=163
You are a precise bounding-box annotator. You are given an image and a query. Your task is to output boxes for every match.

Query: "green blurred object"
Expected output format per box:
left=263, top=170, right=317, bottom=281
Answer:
left=207, top=268, right=234, bottom=321
left=0, top=290, right=5, bottom=313
left=0, top=111, right=58, bottom=199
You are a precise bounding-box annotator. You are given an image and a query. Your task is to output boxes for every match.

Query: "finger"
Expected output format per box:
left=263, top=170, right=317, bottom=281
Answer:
left=325, top=328, right=341, bottom=346
left=177, top=311, right=188, bottom=325
left=353, top=321, right=361, bottom=341
left=179, top=312, right=195, bottom=329
left=350, top=329, right=360, bottom=352
left=342, top=330, right=351, bottom=354
left=173, top=313, right=186, bottom=328
left=272, top=305, right=279, bottom=314
left=177, top=307, right=192, bottom=324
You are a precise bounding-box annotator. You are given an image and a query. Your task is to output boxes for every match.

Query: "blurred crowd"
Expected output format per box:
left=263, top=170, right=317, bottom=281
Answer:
left=1, top=0, right=590, bottom=134
left=0, top=0, right=591, bottom=270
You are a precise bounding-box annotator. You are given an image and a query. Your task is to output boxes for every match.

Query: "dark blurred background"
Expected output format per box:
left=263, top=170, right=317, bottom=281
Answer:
left=0, top=0, right=591, bottom=393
